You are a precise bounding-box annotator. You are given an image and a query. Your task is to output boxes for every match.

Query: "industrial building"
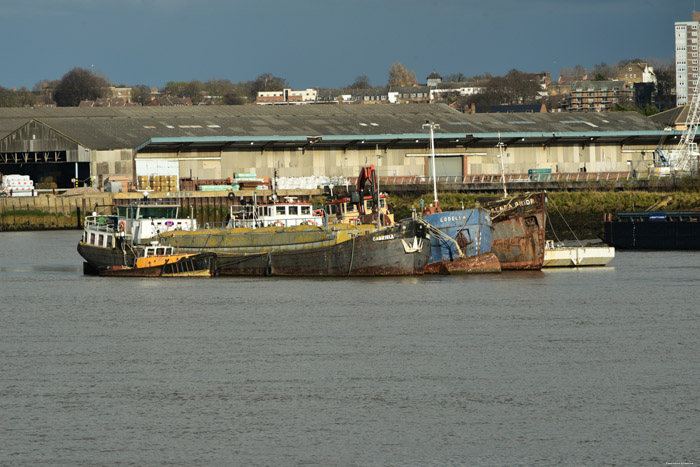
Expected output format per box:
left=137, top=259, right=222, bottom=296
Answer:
left=0, top=105, right=682, bottom=190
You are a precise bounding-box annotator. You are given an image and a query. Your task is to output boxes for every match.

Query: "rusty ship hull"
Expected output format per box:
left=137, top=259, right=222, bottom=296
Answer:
left=158, top=219, right=432, bottom=276
left=485, top=192, right=547, bottom=270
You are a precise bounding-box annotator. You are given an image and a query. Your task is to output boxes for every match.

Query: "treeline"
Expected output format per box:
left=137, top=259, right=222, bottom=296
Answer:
left=0, top=57, right=675, bottom=116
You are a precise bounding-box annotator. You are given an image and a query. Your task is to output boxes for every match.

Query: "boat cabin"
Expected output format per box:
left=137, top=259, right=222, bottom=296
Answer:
left=325, top=193, right=394, bottom=225
left=227, top=197, right=324, bottom=228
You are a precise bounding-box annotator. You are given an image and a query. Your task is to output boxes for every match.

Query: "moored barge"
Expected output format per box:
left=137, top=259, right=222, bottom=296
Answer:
left=601, top=210, right=700, bottom=250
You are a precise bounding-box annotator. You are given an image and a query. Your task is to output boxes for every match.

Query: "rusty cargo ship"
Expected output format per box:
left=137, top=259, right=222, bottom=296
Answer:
left=485, top=192, right=547, bottom=270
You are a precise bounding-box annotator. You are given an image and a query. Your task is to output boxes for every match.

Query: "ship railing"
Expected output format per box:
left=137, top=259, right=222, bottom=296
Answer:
left=224, top=215, right=325, bottom=229
left=84, top=215, right=116, bottom=233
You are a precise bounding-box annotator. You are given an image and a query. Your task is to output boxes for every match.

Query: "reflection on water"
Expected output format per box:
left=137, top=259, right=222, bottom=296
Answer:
left=0, top=231, right=699, bottom=466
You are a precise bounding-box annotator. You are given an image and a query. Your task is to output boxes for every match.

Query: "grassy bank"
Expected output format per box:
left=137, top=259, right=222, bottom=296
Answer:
left=387, top=191, right=700, bottom=241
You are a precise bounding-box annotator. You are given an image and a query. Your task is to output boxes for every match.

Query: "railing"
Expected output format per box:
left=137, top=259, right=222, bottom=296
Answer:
left=205, top=215, right=325, bottom=230
left=84, top=215, right=117, bottom=233
left=347, top=171, right=653, bottom=185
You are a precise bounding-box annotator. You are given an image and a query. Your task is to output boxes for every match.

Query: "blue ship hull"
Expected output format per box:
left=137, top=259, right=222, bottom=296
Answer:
left=421, top=208, right=493, bottom=264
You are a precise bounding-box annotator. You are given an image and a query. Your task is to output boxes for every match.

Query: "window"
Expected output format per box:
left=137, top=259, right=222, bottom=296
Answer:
left=301, top=206, right=311, bottom=215
left=276, top=206, right=286, bottom=216
left=288, top=206, right=298, bottom=216
left=90, top=233, right=96, bottom=244
left=99, top=234, right=104, bottom=245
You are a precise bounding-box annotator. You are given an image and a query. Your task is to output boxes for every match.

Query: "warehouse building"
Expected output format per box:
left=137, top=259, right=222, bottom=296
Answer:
left=0, top=105, right=682, bottom=190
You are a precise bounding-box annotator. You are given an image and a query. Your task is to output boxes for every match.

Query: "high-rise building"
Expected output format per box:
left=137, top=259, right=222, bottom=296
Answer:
left=675, top=12, right=700, bottom=105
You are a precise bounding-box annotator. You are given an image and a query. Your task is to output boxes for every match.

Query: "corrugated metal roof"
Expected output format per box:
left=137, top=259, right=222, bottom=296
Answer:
left=0, top=104, right=670, bottom=151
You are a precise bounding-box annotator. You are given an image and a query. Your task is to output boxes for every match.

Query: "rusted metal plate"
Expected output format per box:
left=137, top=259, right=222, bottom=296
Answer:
left=485, top=192, right=547, bottom=270
left=424, top=252, right=501, bottom=275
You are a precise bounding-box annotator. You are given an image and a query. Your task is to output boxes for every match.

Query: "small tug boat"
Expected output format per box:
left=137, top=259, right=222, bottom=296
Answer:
left=98, top=244, right=216, bottom=277
left=78, top=199, right=198, bottom=274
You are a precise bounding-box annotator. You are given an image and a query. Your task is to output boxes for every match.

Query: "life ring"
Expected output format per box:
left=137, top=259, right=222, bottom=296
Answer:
left=118, top=220, right=126, bottom=232
left=306, top=220, right=316, bottom=226
left=274, top=221, right=284, bottom=227
left=313, top=209, right=325, bottom=217
left=227, top=192, right=235, bottom=200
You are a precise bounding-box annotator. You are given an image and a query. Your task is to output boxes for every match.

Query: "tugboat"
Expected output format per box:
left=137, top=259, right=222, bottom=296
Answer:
left=98, top=244, right=215, bottom=277
left=77, top=198, right=197, bottom=274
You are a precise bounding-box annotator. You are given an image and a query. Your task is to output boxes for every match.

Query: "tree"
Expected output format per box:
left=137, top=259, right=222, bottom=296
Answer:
left=590, top=62, right=616, bottom=81
left=0, top=86, right=35, bottom=107
left=131, top=84, right=152, bottom=105
left=223, top=92, right=246, bottom=105
left=387, top=62, right=417, bottom=87
left=249, top=73, right=288, bottom=100
left=653, top=62, right=675, bottom=110
left=163, top=81, right=188, bottom=97
left=349, top=75, right=372, bottom=89
left=183, top=80, right=204, bottom=104
left=443, top=72, right=468, bottom=83
left=53, top=67, right=110, bottom=107
left=560, top=65, right=587, bottom=79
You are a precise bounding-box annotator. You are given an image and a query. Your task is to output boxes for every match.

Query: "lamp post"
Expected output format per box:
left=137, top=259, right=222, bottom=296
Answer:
left=422, top=121, right=440, bottom=211
left=496, top=132, right=508, bottom=198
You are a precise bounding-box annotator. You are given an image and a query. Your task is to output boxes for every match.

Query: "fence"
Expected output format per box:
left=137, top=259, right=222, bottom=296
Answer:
left=347, top=171, right=640, bottom=186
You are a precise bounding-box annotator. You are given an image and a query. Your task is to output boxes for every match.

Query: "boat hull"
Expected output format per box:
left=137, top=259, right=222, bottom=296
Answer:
left=98, top=253, right=216, bottom=277
left=159, top=220, right=432, bottom=276
left=602, top=218, right=700, bottom=250
left=543, top=246, right=615, bottom=267
left=421, top=208, right=493, bottom=263
left=78, top=240, right=135, bottom=271
left=486, top=192, right=547, bottom=270
left=424, top=252, right=501, bottom=275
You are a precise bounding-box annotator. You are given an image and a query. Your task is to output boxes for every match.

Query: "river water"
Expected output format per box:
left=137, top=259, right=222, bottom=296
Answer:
left=1, top=230, right=698, bottom=466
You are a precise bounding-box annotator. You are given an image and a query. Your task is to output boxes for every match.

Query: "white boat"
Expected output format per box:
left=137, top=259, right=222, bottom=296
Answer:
left=543, top=240, right=615, bottom=268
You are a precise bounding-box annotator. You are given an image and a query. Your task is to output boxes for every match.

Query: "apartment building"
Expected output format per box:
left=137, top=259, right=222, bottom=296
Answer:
left=564, top=80, right=632, bottom=112
left=675, top=12, right=700, bottom=105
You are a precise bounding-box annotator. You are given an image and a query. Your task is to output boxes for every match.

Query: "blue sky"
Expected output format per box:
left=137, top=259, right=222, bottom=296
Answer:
left=0, top=0, right=691, bottom=90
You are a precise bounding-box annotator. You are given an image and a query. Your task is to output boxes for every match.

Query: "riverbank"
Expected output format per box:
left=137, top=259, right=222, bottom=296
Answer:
left=389, top=190, right=700, bottom=241
left=3, top=190, right=700, bottom=241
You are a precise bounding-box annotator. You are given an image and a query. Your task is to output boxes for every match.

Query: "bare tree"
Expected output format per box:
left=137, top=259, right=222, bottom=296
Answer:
left=184, top=80, right=204, bottom=104
left=53, top=67, right=110, bottom=107
left=443, top=72, right=468, bottom=82
left=163, top=81, right=188, bottom=97
left=131, top=84, right=152, bottom=105
left=250, top=73, right=288, bottom=100
left=349, top=75, right=372, bottom=89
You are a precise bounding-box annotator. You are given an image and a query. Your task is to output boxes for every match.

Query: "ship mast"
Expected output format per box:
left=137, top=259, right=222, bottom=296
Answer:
left=422, top=121, right=440, bottom=210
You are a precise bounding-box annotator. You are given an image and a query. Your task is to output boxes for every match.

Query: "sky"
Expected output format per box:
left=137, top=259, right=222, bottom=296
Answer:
left=0, top=0, right=693, bottom=91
